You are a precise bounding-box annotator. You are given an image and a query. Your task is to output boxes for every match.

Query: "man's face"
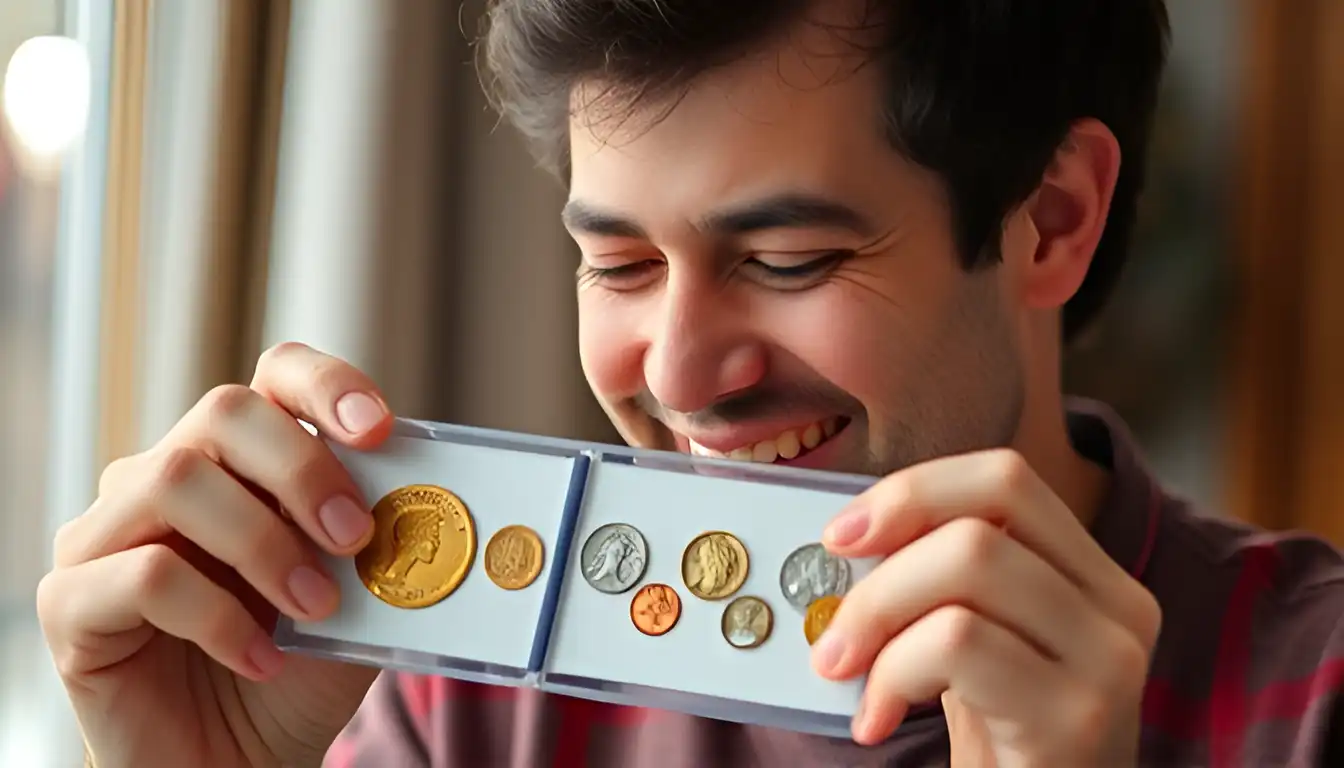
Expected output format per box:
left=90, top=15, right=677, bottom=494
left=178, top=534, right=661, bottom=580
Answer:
left=564, top=23, right=1035, bottom=478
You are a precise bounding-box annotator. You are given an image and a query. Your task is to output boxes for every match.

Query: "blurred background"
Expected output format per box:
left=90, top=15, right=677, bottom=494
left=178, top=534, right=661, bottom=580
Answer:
left=1, top=1, right=1340, bottom=765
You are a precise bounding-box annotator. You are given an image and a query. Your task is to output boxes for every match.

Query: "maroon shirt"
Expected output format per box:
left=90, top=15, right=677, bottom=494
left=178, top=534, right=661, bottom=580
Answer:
left=324, top=401, right=1344, bottom=766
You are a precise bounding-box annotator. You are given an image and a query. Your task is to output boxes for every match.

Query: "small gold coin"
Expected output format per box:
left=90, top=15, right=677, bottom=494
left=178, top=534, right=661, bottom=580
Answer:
left=355, top=484, right=476, bottom=609
left=681, top=530, right=749, bottom=600
left=721, top=595, right=773, bottom=650
left=630, top=583, right=682, bottom=636
left=484, top=524, right=545, bottom=590
left=803, top=594, right=842, bottom=645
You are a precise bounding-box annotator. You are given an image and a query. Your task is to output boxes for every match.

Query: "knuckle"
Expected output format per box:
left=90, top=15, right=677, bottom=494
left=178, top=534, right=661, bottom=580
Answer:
left=97, top=453, right=138, bottom=497
left=933, top=605, right=983, bottom=657
left=132, top=542, right=184, bottom=598
left=256, top=340, right=311, bottom=373
left=34, top=571, right=64, bottom=626
left=1108, top=630, right=1152, bottom=687
left=1065, top=687, right=1113, bottom=748
left=200, top=383, right=258, bottom=424
left=35, top=574, right=83, bottom=679
left=984, top=448, right=1033, bottom=493
left=947, top=517, right=1002, bottom=570
left=875, top=475, right=917, bottom=514
left=147, top=446, right=208, bottom=496
left=51, top=517, right=83, bottom=567
left=1129, top=587, right=1163, bottom=650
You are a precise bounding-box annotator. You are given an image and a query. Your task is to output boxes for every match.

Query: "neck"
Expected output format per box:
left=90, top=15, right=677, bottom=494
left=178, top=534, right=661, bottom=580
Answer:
left=1013, top=325, right=1111, bottom=530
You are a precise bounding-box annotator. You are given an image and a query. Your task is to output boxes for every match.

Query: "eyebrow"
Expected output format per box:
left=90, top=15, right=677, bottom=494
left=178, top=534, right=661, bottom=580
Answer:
left=561, top=192, right=877, bottom=240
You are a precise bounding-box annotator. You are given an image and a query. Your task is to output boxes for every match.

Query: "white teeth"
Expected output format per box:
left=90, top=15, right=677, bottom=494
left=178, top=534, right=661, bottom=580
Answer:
left=751, top=440, right=778, bottom=463
left=801, top=423, right=822, bottom=449
left=688, top=419, right=841, bottom=465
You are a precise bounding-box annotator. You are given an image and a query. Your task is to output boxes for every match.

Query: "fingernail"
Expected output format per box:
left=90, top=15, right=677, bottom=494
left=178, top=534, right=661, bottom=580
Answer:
left=812, top=630, right=847, bottom=673
left=825, top=507, right=869, bottom=548
left=335, top=392, right=385, bottom=435
left=319, top=495, right=370, bottom=548
left=287, top=565, right=338, bottom=617
left=246, top=633, right=285, bottom=678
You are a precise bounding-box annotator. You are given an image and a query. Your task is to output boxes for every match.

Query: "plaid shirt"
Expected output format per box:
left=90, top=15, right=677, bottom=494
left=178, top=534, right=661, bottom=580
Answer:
left=325, top=401, right=1344, bottom=767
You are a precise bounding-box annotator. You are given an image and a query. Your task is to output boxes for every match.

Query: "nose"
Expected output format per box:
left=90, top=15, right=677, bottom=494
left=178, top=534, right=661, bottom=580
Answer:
left=642, top=277, right=766, bottom=414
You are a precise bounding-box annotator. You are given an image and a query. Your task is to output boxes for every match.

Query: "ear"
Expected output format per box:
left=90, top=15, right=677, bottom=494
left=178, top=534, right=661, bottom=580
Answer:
left=1019, top=118, right=1121, bottom=310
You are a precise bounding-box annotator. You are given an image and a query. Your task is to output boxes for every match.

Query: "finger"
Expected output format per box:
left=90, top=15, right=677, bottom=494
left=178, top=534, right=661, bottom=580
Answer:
left=248, top=341, right=394, bottom=449
left=53, top=449, right=338, bottom=622
left=97, top=451, right=145, bottom=499
left=164, top=385, right=375, bottom=554
left=852, top=605, right=1069, bottom=746
left=822, top=449, right=1156, bottom=641
left=814, top=517, right=1109, bottom=681
left=38, top=543, right=286, bottom=684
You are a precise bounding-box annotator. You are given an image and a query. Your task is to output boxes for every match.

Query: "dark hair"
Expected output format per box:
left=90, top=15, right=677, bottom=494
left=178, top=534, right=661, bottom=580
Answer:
left=479, top=0, right=1170, bottom=340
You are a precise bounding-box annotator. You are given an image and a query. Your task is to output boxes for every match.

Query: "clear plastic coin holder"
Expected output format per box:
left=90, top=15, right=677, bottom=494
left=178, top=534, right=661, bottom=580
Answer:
left=274, top=416, right=881, bottom=738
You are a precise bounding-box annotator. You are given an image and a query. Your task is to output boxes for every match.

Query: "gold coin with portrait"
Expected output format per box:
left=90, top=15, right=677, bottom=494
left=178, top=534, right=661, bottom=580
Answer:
left=484, top=524, right=545, bottom=590
left=680, top=530, right=749, bottom=600
left=355, top=484, right=476, bottom=609
left=804, top=594, right=842, bottom=645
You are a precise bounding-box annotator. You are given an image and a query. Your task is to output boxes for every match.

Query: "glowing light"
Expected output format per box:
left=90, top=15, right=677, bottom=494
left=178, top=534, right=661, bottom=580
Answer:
left=3, top=35, right=92, bottom=166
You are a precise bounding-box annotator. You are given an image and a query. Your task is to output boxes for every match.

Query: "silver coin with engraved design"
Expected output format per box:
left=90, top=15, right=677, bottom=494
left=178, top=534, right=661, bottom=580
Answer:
left=580, top=522, right=650, bottom=594
left=778, top=542, right=851, bottom=611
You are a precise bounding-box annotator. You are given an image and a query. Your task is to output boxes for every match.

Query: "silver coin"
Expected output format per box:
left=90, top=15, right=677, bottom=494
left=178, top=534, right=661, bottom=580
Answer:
left=579, top=523, right=649, bottom=594
left=779, top=542, right=851, bottom=611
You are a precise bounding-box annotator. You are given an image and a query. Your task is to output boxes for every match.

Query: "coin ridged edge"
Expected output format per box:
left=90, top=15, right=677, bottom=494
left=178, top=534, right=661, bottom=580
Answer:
left=680, top=530, right=750, bottom=601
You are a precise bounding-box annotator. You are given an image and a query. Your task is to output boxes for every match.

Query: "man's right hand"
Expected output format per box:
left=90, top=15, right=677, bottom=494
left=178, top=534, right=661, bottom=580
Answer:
left=37, top=342, right=393, bottom=768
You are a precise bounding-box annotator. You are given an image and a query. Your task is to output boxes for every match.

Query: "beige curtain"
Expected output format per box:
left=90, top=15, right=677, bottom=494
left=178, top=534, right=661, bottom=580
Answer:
left=1227, top=0, right=1344, bottom=545
left=98, top=0, right=616, bottom=476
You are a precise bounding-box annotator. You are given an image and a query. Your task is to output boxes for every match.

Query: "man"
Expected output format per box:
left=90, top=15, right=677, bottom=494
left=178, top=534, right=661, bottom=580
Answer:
left=37, top=0, right=1344, bottom=766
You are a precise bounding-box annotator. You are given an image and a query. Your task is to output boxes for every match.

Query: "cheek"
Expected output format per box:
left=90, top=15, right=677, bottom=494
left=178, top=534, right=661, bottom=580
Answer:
left=758, top=287, right=915, bottom=401
left=577, top=296, right=646, bottom=403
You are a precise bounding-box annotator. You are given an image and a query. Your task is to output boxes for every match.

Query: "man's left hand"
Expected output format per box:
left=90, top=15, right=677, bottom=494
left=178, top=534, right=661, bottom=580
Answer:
left=812, top=448, right=1161, bottom=767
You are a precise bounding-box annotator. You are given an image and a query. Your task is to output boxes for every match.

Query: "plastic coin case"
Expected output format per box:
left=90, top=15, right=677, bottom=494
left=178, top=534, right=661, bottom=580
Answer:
left=274, top=417, right=880, bottom=738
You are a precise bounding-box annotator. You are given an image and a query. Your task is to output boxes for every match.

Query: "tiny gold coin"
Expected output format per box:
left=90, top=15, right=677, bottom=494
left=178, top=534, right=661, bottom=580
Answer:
left=355, top=484, right=476, bottom=609
left=484, top=524, right=545, bottom=590
left=630, top=583, right=682, bottom=636
left=681, top=530, right=749, bottom=600
left=803, top=594, right=843, bottom=645
left=721, top=595, right=773, bottom=650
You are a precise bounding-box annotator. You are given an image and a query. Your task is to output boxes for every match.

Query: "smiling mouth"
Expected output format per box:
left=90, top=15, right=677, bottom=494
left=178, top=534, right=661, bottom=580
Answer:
left=685, top=416, right=850, bottom=465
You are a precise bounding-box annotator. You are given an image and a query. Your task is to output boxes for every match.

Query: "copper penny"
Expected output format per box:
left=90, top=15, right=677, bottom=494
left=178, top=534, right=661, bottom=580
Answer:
left=630, top=583, right=682, bottom=636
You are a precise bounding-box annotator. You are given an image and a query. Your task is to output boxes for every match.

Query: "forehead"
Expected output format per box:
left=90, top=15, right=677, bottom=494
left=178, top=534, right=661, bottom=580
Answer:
left=565, top=17, right=902, bottom=210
